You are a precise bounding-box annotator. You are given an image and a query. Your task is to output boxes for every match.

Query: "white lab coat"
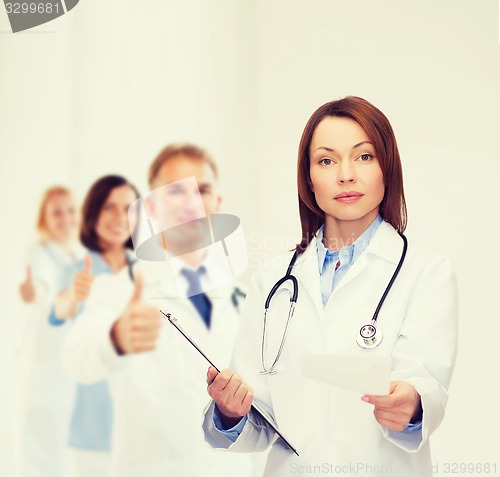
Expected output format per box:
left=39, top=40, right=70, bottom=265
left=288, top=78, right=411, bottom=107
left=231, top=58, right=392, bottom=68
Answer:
left=203, top=221, right=458, bottom=477
left=16, top=241, right=82, bottom=477
left=62, top=258, right=265, bottom=477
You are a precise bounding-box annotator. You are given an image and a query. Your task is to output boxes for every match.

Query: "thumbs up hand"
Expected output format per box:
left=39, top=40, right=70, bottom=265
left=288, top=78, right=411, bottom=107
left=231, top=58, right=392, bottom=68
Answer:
left=19, top=266, right=35, bottom=303
left=71, top=255, right=94, bottom=303
left=110, top=273, right=162, bottom=355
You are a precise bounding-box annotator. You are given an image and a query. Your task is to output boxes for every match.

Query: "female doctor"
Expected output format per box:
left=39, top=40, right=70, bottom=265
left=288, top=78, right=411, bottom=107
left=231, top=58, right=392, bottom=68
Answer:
left=17, top=186, right=82, bottom=477
left=50, top=175, right=139, bottom=477
left=203, top=96, right=458, bottom=477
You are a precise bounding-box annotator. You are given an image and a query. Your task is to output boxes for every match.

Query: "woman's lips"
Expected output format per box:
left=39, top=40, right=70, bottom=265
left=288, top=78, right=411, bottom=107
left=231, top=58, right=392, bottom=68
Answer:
left=334, top=191, right=363, bottom=203
left=109, top=227, right=128, bottom=236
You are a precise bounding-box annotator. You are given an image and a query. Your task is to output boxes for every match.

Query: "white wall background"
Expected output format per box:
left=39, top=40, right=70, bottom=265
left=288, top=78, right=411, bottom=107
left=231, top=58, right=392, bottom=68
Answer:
left=1, top=0, right=499, bottom=475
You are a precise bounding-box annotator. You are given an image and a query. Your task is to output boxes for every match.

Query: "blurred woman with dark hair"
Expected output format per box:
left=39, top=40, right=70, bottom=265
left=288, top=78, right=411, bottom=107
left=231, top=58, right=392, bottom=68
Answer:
left=51, top=175, right=139, bottom=477
left=203, top=97, right=458, bottom=477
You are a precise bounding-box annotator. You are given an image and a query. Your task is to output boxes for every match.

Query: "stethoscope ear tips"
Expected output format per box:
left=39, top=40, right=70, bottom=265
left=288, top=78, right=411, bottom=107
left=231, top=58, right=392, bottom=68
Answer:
left=356, top=323, right=383, bottom=349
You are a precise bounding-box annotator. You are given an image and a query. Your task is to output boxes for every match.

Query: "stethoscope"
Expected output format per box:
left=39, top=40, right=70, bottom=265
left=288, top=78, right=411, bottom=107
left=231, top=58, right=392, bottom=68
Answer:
left=260, top=233, right=408, bottom=375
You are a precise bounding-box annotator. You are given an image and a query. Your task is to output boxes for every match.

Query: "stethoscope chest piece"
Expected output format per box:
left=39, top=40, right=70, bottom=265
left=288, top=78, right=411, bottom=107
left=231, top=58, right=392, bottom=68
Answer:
left=356, top=322, right=383, bottom=349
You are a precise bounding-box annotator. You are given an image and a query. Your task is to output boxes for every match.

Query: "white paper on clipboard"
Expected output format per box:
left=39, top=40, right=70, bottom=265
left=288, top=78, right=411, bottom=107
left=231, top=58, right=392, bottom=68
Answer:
left=301, top=354, right=391, bottom=395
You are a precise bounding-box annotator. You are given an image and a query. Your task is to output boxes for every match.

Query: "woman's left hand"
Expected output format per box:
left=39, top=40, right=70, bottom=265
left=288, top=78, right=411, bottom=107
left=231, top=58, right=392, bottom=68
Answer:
left=362, top=380, right=422, bottom=432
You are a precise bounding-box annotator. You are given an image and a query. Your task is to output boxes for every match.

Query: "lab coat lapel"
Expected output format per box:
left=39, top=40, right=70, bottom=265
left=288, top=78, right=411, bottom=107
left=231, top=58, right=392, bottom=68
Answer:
left=140, top=261, right=206, bottom=335
left=331, top=221, right=404, bottom=296
left=292, top=237, right=324, bottom=318
left=206, top=283, right=234, bottom=335
left=328, top=252, right=371, bottom=297
left=206, top=284, right=240, bottom=365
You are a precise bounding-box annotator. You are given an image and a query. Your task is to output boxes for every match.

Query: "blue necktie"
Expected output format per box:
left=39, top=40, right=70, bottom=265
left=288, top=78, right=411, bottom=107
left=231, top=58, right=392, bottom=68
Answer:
left=181, top=267, right=212, bottom=329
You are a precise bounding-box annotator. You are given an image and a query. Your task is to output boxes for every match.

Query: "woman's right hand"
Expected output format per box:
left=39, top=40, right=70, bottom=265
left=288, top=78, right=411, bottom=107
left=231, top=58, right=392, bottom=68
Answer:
left=71, top=255, right=94, bottom=303
left=54, top=255, right=94, bottom=320
left=206, top=366, right=254, bottom=428
left=19, top=266, right=35, bottom=303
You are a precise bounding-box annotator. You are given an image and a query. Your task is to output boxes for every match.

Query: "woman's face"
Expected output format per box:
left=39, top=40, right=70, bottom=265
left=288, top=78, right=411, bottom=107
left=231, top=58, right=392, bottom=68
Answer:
left=309, top=116, right=385, bottom=229
left=95, top=185, right=137, bottom=250
left=43, top=193, right=79, bottom=243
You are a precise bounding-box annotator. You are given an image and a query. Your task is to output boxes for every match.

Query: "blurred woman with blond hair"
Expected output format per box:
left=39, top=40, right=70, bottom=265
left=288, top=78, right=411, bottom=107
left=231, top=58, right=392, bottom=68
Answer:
left=16, top=185, right=83, bottom=477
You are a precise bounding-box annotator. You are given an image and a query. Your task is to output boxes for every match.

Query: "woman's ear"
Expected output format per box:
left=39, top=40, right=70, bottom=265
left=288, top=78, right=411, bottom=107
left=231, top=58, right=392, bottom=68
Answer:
left=309, top=181, right=315, bottom=193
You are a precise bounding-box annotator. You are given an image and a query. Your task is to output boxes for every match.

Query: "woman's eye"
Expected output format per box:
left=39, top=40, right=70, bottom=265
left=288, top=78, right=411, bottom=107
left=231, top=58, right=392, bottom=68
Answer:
left=319, top=158, right=333, bottom=166
left=358, top=154, right=373, bottom=162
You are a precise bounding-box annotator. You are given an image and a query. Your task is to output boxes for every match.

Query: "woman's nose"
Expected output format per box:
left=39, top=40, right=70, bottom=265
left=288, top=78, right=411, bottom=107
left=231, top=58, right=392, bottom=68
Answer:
left=338, top=161, right=356, bottom=184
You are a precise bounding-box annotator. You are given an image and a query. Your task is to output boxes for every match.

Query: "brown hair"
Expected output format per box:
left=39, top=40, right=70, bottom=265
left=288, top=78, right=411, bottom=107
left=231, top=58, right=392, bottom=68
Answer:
left=80, top=175, right=139, bottom=253
left=297, top=96, right=407, bottom=252
left=148, top=143, right=218, bottom=187
left=36, top=186, right=75, bottom=239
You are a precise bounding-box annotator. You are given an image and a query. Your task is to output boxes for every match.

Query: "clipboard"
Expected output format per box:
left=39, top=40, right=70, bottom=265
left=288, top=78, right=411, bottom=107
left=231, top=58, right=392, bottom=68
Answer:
left=159, top=310, right=299, bottom=456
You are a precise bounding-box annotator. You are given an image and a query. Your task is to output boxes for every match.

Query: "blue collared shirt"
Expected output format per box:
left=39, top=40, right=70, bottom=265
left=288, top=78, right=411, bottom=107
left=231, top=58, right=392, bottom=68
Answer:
left=316, top=215, right=383, bottom=307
